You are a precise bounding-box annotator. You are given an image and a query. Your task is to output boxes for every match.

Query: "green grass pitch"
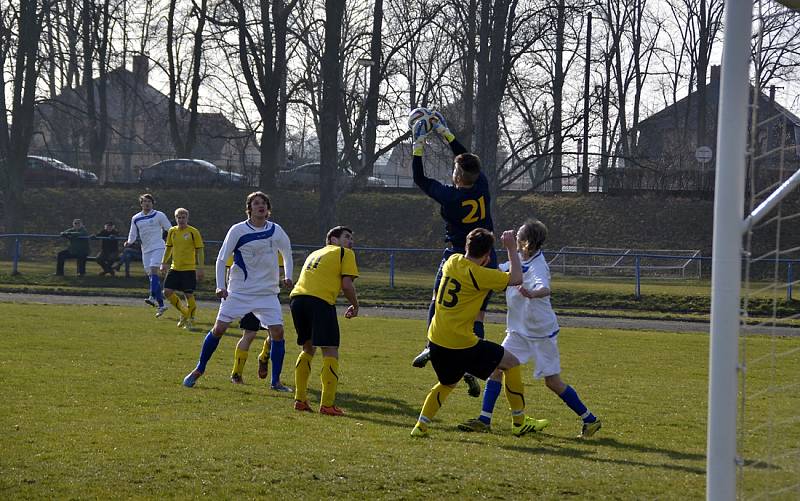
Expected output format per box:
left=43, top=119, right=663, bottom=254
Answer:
left=1, top=302, right=798, bottom=498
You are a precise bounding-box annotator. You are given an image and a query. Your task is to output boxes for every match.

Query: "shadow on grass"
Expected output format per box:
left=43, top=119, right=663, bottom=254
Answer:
left=500, top=439, right=708, bottom=475
left=295, top=389, right=419, bottom=428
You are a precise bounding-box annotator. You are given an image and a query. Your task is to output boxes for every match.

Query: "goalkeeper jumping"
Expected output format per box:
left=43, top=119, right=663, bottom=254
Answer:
left=409, top=111, right=498, bottom=398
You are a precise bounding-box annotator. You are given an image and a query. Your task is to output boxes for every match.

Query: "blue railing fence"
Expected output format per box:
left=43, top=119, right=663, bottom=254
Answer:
left=1, top=233, right=797, bottom=301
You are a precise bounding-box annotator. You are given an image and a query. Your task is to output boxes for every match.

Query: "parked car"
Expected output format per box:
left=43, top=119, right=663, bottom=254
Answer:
left=277, top=162, right=387, bottom=189
left=138, top=159, right=247, bottom=187
left=25, top=155, right=99, bottom=186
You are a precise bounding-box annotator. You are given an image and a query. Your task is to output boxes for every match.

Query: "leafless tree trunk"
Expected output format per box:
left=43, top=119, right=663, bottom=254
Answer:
left=0, top=0, right=46, bottom=254
left=549, top=0, right=566, bottom=192
left=82, top=0, right=111, bottom=180
left=318, top=0, right=345, bottom=238
left=223, top=0, right=298, bottom=189
left=166, top=0, right=207, bottom=158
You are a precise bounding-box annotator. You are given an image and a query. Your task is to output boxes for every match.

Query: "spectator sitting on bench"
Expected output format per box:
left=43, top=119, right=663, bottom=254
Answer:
left=94, top=221, right=120, bottom=276
left=113, top=241, right=142, bottom=272
left=56, top=219, right=90, bottom=276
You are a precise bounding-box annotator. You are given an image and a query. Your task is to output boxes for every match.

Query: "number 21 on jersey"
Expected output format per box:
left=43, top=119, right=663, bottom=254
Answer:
left=461, top=196, right=486, bottom=224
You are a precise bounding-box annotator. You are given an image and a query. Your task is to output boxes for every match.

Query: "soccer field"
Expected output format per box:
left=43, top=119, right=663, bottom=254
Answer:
left=1, top=302, right=798, bottom=499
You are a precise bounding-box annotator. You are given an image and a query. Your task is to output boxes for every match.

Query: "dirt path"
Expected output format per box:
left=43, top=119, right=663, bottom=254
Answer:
left=1, top=292, right=797, bottom=336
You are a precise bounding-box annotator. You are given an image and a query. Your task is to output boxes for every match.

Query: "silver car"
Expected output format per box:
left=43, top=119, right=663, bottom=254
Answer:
left=139, top=159, right=248, bottom=186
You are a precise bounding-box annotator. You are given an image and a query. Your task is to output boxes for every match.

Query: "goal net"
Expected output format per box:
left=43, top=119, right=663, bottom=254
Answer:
left=548, top=246, right=702, bottom=279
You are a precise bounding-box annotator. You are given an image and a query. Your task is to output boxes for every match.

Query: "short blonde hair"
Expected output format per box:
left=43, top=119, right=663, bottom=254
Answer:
left=174, top=208, right=189, bottom=218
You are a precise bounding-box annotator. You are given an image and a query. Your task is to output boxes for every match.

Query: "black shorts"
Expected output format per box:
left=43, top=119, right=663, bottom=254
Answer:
left=434, top=246, right=498, bottom=311
left=239, top=312, right=266, bottom=331
left=290, top=295, right=339, bottom=347
left=429, top=340, right=505, bottom=386
left=163, top=270, right=197, bottom=293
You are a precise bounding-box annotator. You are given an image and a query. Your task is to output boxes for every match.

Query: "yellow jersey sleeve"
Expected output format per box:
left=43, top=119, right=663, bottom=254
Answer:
left=290, top=245, right=358, bottom=304
left=341, top=248, right=359, bottom=278
left=190, top=226, right=204, bottom=249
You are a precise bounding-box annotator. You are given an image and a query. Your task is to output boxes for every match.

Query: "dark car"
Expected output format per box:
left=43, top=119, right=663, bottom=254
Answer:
left=277, top=162, right=387, bottom=189
left=25, top=155, right=99, bottom=186
left=138, top=159, right=247, bottom=187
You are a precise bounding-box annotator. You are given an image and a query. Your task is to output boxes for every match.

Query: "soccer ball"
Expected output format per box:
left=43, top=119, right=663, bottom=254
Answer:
left=408, top=107, right=435, bottom=134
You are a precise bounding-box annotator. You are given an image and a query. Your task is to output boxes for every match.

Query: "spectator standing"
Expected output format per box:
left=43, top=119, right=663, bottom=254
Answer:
left=56, top=219, right=90, bottom=276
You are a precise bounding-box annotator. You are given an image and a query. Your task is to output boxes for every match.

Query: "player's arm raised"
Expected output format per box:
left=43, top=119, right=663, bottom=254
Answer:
left=501, top=230, right=523, bottom=286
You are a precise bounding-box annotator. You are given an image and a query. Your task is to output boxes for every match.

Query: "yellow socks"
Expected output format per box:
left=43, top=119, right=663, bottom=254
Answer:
left=417, top=383, right=454, bottom=430
left=258, top=338, right=271, bottom=363
left=320, top=357, right=340, bottom=407
left=294, top=352, right=314, bottom=402
left=186, top=295, right=197, bottom=319
left=503, top=366, right=526, bottom=425
left=168, top=293, right=189, bottom=317
left=231, top=347, right=248, bottom=377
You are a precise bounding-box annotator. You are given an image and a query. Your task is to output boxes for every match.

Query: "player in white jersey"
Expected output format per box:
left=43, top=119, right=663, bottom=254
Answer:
left=458, top=219, right=602, bottom=438
left=125, top=193, right=172, bottom=315
left=183, top=191, right=294, bottom=388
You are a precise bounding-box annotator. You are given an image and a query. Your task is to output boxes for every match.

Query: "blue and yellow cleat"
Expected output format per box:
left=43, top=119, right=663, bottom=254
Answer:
left=182, top=370, right=202, bottom=388
left=511, top=416, right=550, bottom=437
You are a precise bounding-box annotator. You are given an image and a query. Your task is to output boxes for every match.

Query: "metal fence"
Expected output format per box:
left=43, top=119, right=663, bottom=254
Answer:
left=1, top=233, right=797, bottom=301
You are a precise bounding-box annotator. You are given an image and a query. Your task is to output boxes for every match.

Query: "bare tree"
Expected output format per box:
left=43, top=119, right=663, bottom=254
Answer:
left=214, top=0, right=301, bottom=189
left=81, top=0, right=112, bottom=179
left=0, top=0, right=47, bottom=250
left=317, top=0, right=345, bottom=237
left=166, top=0, right=208, bottom=158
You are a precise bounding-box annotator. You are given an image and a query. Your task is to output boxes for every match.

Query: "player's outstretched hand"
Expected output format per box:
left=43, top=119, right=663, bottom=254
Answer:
left=282, top=278, right=293, bottom=289
left=159, top=263, right=168, bottom=274
left=196, top=268, right=205, bottom=280
left=344, top=304, right=359, bottom=319
left=500, top=230, right=517, bottom=249
left=216, top=287, right=228, bottom=299
left=432, top=111, right=455, bottom=142
left=412, top=120, right=427, bottom=156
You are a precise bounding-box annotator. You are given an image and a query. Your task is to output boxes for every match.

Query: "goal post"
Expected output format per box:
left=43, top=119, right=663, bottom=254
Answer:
left=707, top=0, right=753, bottom=499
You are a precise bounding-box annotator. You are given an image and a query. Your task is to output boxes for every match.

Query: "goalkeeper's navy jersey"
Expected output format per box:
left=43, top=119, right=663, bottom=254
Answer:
left=412, top=139, right=494, bottom=250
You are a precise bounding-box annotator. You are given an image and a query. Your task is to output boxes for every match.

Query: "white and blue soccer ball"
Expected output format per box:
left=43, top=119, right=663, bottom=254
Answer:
left=408, top=107, right=435, bottom=134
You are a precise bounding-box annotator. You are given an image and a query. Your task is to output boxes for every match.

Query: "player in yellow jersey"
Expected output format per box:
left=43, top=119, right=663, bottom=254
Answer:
left=160, top=208, right=204, bottom=327
left=289, top=225, right=359, bottom=416
left=411, top=228, right=549, bottom=438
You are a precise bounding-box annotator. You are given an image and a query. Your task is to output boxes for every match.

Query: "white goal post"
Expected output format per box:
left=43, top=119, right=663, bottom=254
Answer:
left=706, top=0, right=753, bottom=499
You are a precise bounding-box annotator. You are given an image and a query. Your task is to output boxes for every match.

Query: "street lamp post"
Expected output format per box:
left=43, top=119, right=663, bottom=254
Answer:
left=357, top=57, right=375, bottom=178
